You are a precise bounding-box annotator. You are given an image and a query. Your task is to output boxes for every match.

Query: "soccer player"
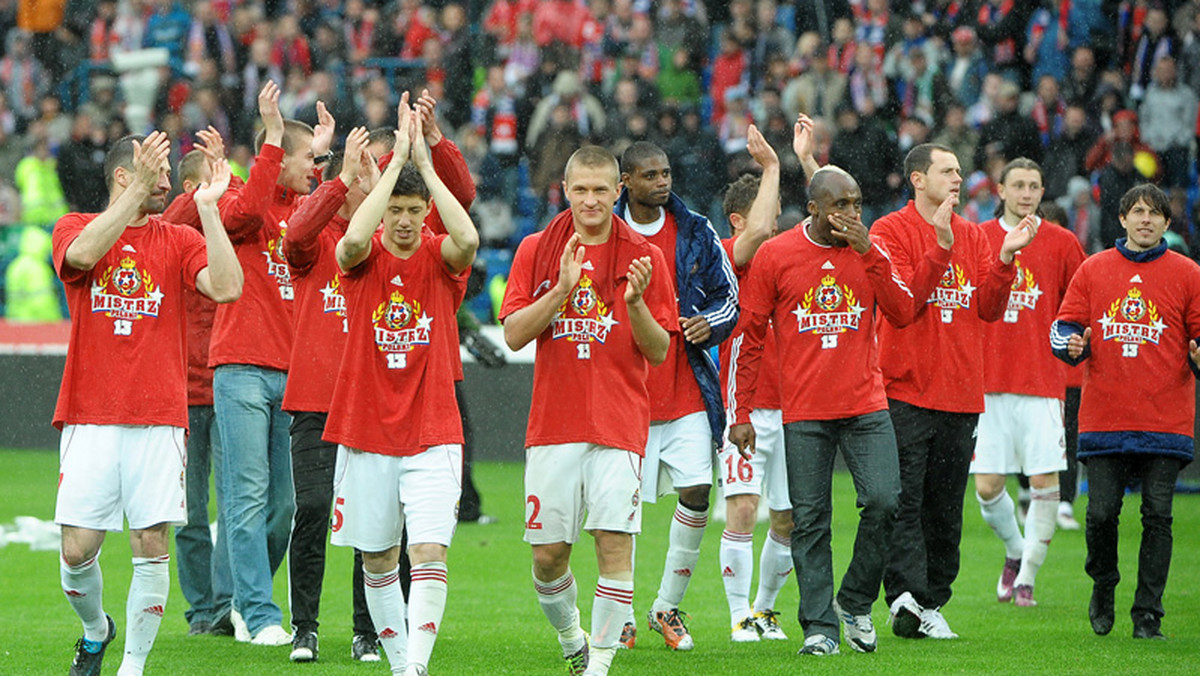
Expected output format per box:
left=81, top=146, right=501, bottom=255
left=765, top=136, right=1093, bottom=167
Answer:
left=731, top=164, right=938, bottom=656
left=715, top=124, right=793, bottom=642
left=162, top=130, right=239, bottom=638
left=324, top=102, right=478, bottom=676
left=614, top=141, right=739, bottom=651
left=971, top=158, right=1086, bottom=607
left=871, top=143, right=1037, bottom=639
left=210, top=81, right=333, bottom=645
left=278, top=124, right=379, bottom=663
left=53, top=131, right=241, bottom=676
left=500, top=145, right=676, bottom=676
left=1052, top=183, right=1200, bottom=639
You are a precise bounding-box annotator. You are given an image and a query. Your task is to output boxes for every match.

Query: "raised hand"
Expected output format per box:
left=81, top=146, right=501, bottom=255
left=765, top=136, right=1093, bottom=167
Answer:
left=391, top=92, right=414, bottom=166
left=414, top=88, right=444, bottom=145
left=258, top=81, right=283, bottom=140
left=1000, top=213, right=1039, bottom=263
left=312, top=100, right=336, bottom=156
left=411, top=109, right=432, bottom=170
left=1067, top=326, right=1091, bottom=359
left=624, top=255, right=653, bottom=304
left=359, top=145, right=382, bottom=192
left=728, top=423, right=756, bottom=460
left=339, top=126, right=370, bottom=186
left=746, top=124, right=778, bottom=169
left=194, top=159, right=232, bottom=207
left=933, top=193, right=957, bottom=250
left=132, top=131, right=171, bottom=192
left=792, top=113, right=815, bottom=163
left=556, top=233, right=585, bottom=295
left=195, top=126, right=226, bottom=162
left=828, top=211, right=870, bottom=254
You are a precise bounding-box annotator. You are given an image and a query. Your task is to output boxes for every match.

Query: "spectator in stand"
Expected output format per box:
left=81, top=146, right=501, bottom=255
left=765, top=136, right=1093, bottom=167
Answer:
left=15, top=135, right=68, bottom=229
left=342, top=0, right=377, bottom=72
left=829, top=102, right=900, bottom=228
left=1063, top=45, right=1100, bottom=107
left=944, top=26, right=988, bottom=108
left=185, top=1, right=236, bottom=79
left=1043, top=104, right=1097, bottom=201
left=0, top=29, right=47, bottom=126
left=782, top=41, right=846, bottom=121
left=271, top=15, right=312, bottom=76
left=88, top=0, right=119, bottom=63
left=657, top=47, right=702, bottom=108
left=827, top=16, right=857, bottom=74
left=749, top=0, right=794, bottom=91
left=893, top=47, right=950, bottom=128
left=1024, top=0, right=1113, bottom=86
left=668, top=106, right=726, bottom=216
left=711, top=30, right=748, bottom=124
left=1085, top=109, right=1159, bottom=176
left=143, top=0, right=190, bottom=75
left=719, top=88, right=754, bottom=156
left=529, top=103, right=582, bottom=227
left=1139, top=56, right=1197, bottom=189
left=4, top=225, right=62, bottom=321
left=383, top=0, right=438, bottom=59
left=604, top=78, right=647, bottom=144
left=1128, top=6, right=1176, bottom=102
left=975, top=81, right=1043, bottom=173
left=1056, top=175, right=1102, bottom=253
left=970, top=0, right=1034, bottom=82
left=1027, top=75, right=1067, bottom=148
left=1098, top=142, right=1144, bottom=249
left=846, top=40, right=891, bottom=118
left=473, top=63, right=523, bottom=201
left=656, top=0, right=707, bottom=68
left=440, top=3, right=474, bottom=130
left=532, top=0, right=595, bottom=48
left=527, top=71, right=605, bottom=152
left=56, top=115, right=108, bottom=213
left=852, top=0, right=901, bottom=57
left=505, top=12, right=541, bottom=94
left=932, top=103, right=979, bottom=179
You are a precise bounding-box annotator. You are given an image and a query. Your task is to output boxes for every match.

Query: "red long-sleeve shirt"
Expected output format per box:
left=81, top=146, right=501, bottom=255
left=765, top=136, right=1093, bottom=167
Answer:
left=870, top=201, right=1016, bottom=413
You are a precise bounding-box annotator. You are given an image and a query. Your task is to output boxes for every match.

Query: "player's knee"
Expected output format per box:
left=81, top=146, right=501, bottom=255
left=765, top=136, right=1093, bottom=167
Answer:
left=677, top=485, right=711, bottom=513
left=407, top=543, right=448, bottom=565
left=767, top=509, right=793, bottom=537
left=974, top=475, right=1006, bottom=501
left=1028, top=473, right=1059, bottom=491
left=725, top=495, right=757, bottom=529
left=361, top=546, right=401, bottom=574
left=531, top=543, right=570, bottom=579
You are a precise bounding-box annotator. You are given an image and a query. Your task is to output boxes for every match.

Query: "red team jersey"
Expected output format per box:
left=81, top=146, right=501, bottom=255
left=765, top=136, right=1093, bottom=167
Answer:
left=500, top=219, right=679, bottom=455
left=209, top=144, right=298, bottom=371
left=870, top=201, right=1015, bottom=413
left=734, top=225, right=928, bottom=423
left=624, top=210, right=705, bottom=420
left=719, top=237, right=781, bottom=417
left=51, top=214, right=208, bottom=429
left=323, top=232, right=469, bottom=456
left=980, top=218, right=1086, bottom=399
left=1056, top=248, right=1200, bottom=437
left=282, top=178, right=352, bottom=413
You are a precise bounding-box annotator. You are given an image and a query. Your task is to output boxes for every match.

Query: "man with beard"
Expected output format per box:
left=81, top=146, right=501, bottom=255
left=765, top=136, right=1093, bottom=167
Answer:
left=51, top=131, right=242, bottom=676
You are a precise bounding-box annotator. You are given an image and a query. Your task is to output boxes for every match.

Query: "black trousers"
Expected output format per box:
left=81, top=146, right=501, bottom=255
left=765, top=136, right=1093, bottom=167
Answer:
left=456, top=381, right=483, bottom=522
left=1061, top=387, right=1081, bottom=504
left=1084, top=454, right=1182, bottom=622
left=288, top=411, right=374, bottom=635
left=883, top=400, right=978, bottom=609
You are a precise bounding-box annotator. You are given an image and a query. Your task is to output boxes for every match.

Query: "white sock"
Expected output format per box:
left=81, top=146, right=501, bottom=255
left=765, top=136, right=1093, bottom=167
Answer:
left=61, top=551, right=108, bottom=641
left=593, top=576, right=633, bottom=649
left=625, top=538, right=637, bottom=626
left=654, top=504, right=707, bottom=611
left=118, top=554, right=169, bottom=676
left=406, top=562, right=448, bottom=673
left=719, top=530, right=753, bottom=624
left=364, top=567, right=408, bottom=672
left=978, top=490, right=1023, bottom=559
left=534, top=569, right=584, bottom=655
left=752, top=529, right=793, bottom=613
left=1016, top=487, right=1059, bottom=587
left=583, top=646, right=617, bottom=675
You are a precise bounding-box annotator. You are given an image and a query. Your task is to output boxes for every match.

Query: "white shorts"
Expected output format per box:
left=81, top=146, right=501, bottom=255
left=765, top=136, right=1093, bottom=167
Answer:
left=718, top=408, right=790, bottom=511
left=641, top=411, right=714, bottom=503
left=524, top=443, right=642, bottom=545
left=55, top=424, right=187, bottom=532
left=971, top=393, right=1067, bottom=476
left=330, top=444, right=462, bottom=552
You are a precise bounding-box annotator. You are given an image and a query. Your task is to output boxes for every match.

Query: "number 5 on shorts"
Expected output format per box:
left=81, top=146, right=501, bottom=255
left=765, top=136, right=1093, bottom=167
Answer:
left=332, top=497, right=345, bottom=532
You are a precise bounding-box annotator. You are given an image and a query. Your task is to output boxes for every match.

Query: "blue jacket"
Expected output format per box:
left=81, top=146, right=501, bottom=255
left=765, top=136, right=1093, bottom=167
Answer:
left=615, top=190, right=739, bottom=446
left=1050, top=239, right=1196, bottom=465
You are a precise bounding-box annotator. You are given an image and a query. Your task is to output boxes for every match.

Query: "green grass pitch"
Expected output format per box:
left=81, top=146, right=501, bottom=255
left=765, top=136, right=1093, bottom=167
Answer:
left=2, top=448, right=1198, bottom=674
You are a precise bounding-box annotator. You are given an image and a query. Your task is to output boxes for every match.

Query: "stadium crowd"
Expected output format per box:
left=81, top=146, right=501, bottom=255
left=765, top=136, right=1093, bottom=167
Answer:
left=16, top=1, right=1200, bottom=675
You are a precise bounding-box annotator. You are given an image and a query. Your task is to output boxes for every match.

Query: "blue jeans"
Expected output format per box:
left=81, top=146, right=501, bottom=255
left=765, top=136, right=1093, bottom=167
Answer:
left=785, top=411, right=900, bottom=639
left=213, top=365, right=294, bottom=635
left=174, top=405, right=233, bottom=626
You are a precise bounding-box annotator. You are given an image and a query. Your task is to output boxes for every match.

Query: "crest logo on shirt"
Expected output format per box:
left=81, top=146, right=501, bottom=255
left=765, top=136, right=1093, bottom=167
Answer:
left=320, top=273, right=346, bottom=316
left=371, top=290, right=432, bottom=353
left=91, top=256, right=163, bottom=321
left=552, top=274, right=618, bottom=344
left=1003, top=261, right=1043, bottom=323
left=929, top=263, right=976, bottom=323
left=793, top=275, right=865, bottom=349
left=264, top=224, right=293, bottom=299
left=1099, top=287, right=1166, bottom=358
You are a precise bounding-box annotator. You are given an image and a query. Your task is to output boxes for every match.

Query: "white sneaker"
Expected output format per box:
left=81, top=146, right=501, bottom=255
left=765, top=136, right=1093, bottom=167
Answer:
left=1057, top=503, right=1081, bottom=531
left=888, top=591, right=923, bottom=639
left=250, top=625, right=293, bottom=646
left=751, top=609, right=787, bottom=640
left=798, top=633, right=839, bottom=656
left=832, top=599, right=876, bottom=653
left=730, top=616, right=759, bottom=642
left=918, top=607, right=958, bottom=639
left=403, top=666, right=429, bottom=676
left=231, top=609, right=251, bottom=643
